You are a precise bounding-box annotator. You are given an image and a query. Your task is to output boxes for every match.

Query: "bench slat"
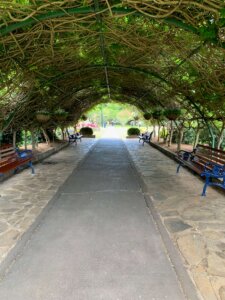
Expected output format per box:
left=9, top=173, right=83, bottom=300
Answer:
left=194, top=154, right=224, bottom=166
left=177, top=144, right=225, bottom=196
left=0, top=145, right=34, bottom=176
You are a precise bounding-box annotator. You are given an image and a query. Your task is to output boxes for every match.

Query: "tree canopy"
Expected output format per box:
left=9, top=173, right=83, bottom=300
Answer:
left=0, top=0, right=224, bottom=132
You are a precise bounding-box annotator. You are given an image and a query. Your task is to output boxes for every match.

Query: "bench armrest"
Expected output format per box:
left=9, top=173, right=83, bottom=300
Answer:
left=17, top=149, right=33, bottom=158
left=202, top=162, right=225, bottom=175
left=177, top=150, right=194, bottom=161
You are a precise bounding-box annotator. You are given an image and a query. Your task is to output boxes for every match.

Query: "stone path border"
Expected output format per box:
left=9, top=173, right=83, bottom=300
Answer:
left=0, top=139, right=96, bottom=266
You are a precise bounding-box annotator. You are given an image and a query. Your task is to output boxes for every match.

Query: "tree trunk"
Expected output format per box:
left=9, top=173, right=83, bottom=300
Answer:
left=31, top=130, right=36, bottom=150
left=193, top=128, right=201, bottom=148
left=66, top=128, right=70, bottom=139
left=217, top=126, right=225, bottom=149
left=162, top=125, right=167, bottom=143
left=157, top=124, right=161, bottom=142
left=168, top=121, right=173, bottom=147
left=0, top=131, right=3, bottom=147
left=153, top=125, right=156, bottom=138
left=177, top=128, right=184, bottom=151
left=52, top=129, right=55, bottom=144
left=61, top=127, right=65, bottom=140
left=24, top=130, right=27, bottom=150
left=13, top=131, right=17, bottom=149
left=41, top=128, right=50, bottom=145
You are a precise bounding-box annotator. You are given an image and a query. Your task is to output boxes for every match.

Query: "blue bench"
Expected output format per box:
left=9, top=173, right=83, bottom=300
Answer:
left=0, top=145, right=34, bottom=177
left=177, top=144, right=225, bottom=196
left=68, top=134, right=83, bottom=144
left=139, top=131, right=153, bottom=146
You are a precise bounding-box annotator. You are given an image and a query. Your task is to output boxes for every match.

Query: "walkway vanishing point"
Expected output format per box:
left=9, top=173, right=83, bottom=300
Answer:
left=0, top=139, right=200, bottom=299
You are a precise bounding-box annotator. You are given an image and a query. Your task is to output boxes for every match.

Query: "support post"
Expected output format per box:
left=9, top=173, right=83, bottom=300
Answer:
left=13, top=131, right=17, bottom=149
left=208, top=126, right=215, bottom=148
left=24, top=130, right=27, bottom=150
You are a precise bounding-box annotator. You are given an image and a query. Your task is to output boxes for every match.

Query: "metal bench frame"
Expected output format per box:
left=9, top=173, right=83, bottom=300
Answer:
left=177, top=144, right=225, bottom=196
left=138, top=131, right=153, bottom=146
left=68, top=134, right=83, bottom=144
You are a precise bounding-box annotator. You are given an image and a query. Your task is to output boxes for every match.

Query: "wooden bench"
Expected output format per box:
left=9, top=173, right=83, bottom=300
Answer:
left=139, top=131, right=153, bottom=146
left=68, top=133, right=83, bottom=144
left=177, top=144, right=225, bottom=196
left=0, top=145, right=34, bottom=177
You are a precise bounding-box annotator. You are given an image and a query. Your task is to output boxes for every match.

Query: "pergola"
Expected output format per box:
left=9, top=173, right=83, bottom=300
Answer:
left=0, top=1, right=225, bottom=145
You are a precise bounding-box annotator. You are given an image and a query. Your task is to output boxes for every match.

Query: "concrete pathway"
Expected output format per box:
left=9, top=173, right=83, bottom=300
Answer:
left=0, top=139, right=196, bottom=300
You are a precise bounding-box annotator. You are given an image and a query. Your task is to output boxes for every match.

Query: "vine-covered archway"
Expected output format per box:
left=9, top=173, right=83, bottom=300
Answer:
left=0, top=1, right=225, bottom=146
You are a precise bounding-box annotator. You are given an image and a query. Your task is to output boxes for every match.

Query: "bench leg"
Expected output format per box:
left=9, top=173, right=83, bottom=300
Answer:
left=14, top=168, right=19, bottom=174
left=176, top=163, right=182, bottom=173
left=201, top=176, right=210, bottom=196
left=29, top=161, right=35, bottom=174
left=70, top=139, right=76, bottom=145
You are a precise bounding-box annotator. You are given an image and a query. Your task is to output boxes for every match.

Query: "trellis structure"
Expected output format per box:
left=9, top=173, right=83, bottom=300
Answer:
left=0, top=0, right=225, bottom=139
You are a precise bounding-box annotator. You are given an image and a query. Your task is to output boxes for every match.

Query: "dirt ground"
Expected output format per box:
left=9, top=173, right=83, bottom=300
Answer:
left=151, top=138, right=194, bottom=153
left=21, top=141, right=67, bottom=155
left=21, top=137, right=195, bottom=156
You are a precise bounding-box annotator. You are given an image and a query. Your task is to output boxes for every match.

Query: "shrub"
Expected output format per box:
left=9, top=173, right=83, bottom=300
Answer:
left=80, top=127, right=93, bottom=135
left=199, top=128, right=212, bottom=146
left=127, top=127, right=140, bottom=136
left=182, top=128, right=195, bottom=145
left=1, top=130, right=23, bottom=146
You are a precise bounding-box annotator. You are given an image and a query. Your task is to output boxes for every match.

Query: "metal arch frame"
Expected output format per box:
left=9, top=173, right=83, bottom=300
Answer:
left=47, top=64, right=168, bottom=84
left=0, top=69, right=215, bottom=145
left=43, top=66, right=168, bottom=110
left=48, top=66, right=199, bottom=114
left=0, top=7, right=198, bottom=37
left=93, top=0, right=111, bottom=99
left=52, top=82, right=216, bottom=145
left=0, top=5, right=224, bottom=50
left=47, top=64, right=215, bottom=145
left=56, top=84, right=159, bottom=108
left=63, top=85, right=151, bottom=117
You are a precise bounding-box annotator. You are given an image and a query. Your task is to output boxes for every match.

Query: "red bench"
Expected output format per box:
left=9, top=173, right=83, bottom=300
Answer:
left=0, top=145, right=34, bottom=177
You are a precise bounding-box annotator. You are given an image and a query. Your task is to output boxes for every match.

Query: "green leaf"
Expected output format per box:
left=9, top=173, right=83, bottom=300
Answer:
left=220, top=8, right=225, bottom=18
left=199, top=26, right=217, bottom=42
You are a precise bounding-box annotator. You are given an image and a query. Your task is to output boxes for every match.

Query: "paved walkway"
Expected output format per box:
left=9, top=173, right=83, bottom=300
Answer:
left=126, top=140, right=225, bottom=300
left=0, top=139, right=95, bottom=264
left=0, top=139, right=196, bottom=300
